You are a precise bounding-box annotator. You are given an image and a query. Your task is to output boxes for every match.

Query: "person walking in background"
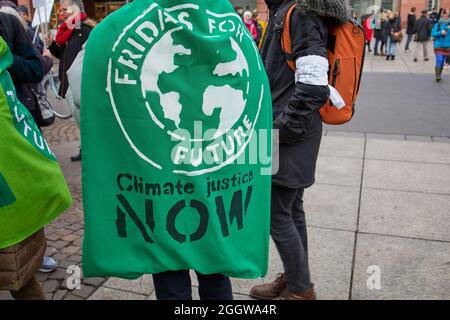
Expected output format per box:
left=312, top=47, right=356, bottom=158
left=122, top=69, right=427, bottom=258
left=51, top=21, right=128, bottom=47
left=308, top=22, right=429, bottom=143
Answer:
left=243, top=10, right=258, bottom=42
left=431, top=9, right=450, bottom=81
left=46, top=0, right=94, bottom=162
left=405, top=7, right=416, bottom=52
left=386, top=11, right=402, bottom=60
left=413, top=9, right=432, bottom=62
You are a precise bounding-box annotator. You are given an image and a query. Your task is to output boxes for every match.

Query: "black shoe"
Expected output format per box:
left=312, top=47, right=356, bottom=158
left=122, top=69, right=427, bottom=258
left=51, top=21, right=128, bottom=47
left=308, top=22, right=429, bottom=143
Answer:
left=391, top=56, right=395, bottom=60
left=386, top=55, right=390, bottom=60
left=71, top=150, right=81, bottom=162
left=413, top=58, right=418, bottom=62
left=424, top=58, right=430, bottom=61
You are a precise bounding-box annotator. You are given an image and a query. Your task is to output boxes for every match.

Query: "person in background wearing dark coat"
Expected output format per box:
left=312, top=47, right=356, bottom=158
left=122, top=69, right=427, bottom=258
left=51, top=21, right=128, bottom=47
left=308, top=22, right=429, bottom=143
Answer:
left=405, top=7, right=416, bottom=52
left=413, top=9, right=432, bottom=62
left=46, top=0, right=94, bottom=162
left=374, top=10, right=387, bottom=55
left=0, top=11, right=43, bottom=122
left=430, top=7, right=440, bottom=26
left=249, top=0, right=348, bottom=300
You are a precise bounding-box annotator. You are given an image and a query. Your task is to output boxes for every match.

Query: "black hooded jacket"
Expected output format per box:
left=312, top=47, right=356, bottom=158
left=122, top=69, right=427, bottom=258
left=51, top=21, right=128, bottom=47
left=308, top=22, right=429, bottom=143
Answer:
left=261, top=0, right=348, bottom=188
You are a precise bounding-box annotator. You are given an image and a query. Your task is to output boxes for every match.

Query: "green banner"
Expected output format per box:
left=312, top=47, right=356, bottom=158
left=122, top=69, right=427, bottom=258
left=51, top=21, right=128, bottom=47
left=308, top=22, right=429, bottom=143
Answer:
left=82, top=0, right=272, bottom=279
left=0, top=173, right=15, bottom=208
left=0, top=37, right=72, bottom=249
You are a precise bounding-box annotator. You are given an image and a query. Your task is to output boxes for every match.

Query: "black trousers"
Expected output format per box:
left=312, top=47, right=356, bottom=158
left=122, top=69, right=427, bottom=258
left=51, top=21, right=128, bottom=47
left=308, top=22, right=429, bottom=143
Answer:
left=271, top=185, right=312, bottom=293
left=152, top=270, right=233, bottom=300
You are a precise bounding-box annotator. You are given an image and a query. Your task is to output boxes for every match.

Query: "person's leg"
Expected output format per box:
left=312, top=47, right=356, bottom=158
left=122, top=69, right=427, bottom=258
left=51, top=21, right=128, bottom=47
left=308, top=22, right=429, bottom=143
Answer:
left=435, top=54, right=445, bottom=81
left=391, top=42, right=397, bottom=59
left=152, top=270, right=192, bottom=300
left=374, top=38, right=379, bottom=55
left=195, top=272, right=233, bottom=300
left=405, top=34, right=412, bottom=51
left=10, top=276, right=45, bottom=300
left=413, top=41, right=420, bottom=61
left=423, top=42, right=429, bottom=60
left=381, top=41, right=385, bottom=55
left=386, top=37, right=391, bottom=59
left=291, top=189, right=308, bottom=264
left=270, top=186, right=311, bottom=293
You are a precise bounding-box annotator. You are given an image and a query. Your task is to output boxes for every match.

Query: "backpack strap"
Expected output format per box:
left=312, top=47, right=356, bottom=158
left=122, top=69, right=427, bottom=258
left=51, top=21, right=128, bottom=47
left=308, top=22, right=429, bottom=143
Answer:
left=281, top=3, right=297, bottom=71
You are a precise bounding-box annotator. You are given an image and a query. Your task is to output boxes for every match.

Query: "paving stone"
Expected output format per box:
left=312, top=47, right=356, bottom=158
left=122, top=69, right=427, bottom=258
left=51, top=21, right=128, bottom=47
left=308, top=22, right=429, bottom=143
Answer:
left=51, top=240, right=69, bottom=249
left=63, top=294, right=84, bottom=300
left=319, top=136, right=365, bottom=159
left=316, top=156, right=363, bottom=187
left=305, top=184, right=360, bottom=231
left=432, top=137, right=450, bottom=143
left=46, top=233, right=61, bottom=241
left=62, top=246, right=80, bottom=255
left=366, top=133, right=405, bottom=141
left=42, top=280, right=60, bottom=294
left=71, top=285, right=96, bottom=299
left=83, top=277, right=107, bottom=287
left=62, top=234, right=79, bottom=242
left=103, top=275, right=154, bottom=295
left=0, top=291, right=13, bottom=300
left=366, top=139, right=450, bottom=164
left=325, top=131, right=365, bottom=139
left=49, top=268, right=69, bottom=280
left=55, top=228, right=73, bottom=236
left=352, top=234, right=450, bottom=300
left=359, top=189, right=450, bottom=242
left=363, top=159, right=450, bottom=195
left=53, top=290, right=68, bottom=300
left=45, top=247, right=57, bottom=257
left=67, top=254, right=82, bottom=263
left=36, top=272, right=50, bottom=282
left=88, top=287, right=147, bottom=300
left=405, top=135, right=433, bottom=142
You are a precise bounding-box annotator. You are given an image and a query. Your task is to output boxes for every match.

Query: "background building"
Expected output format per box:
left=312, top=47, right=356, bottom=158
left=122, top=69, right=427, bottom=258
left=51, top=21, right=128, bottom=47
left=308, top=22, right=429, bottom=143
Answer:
left=231, top=0, right=450, bottom=25
left=9, top=0, right=450, bottom=26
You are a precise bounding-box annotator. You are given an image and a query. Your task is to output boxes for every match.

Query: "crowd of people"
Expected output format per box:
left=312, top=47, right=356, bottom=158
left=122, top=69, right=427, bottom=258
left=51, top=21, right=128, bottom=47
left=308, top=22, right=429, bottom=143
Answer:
left=234, top=6, right=267, bottom=47
left=361, top=7, right=450, bottom=82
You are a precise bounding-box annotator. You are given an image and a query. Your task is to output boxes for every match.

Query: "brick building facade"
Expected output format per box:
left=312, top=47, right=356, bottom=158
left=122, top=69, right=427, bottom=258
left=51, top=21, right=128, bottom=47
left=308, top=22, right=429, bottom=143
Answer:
left=233, top=0, right=450, bottom=23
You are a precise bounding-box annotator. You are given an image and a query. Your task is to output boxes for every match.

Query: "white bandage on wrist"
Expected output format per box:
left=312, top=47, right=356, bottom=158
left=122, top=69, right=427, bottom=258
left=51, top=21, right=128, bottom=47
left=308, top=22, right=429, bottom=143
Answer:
left=295, top=55, right=346, bottom=109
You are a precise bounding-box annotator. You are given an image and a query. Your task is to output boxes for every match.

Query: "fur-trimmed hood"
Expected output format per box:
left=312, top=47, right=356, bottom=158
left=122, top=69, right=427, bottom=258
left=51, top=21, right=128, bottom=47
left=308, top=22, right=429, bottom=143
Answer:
left=296, top=0, right=351, bottom=23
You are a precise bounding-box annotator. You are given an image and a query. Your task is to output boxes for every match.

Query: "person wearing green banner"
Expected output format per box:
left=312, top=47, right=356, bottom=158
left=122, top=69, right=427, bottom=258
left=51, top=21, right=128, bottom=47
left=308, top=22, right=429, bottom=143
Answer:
left=81, top=0, right=272, bottom=299
left=0, top=36, right=72, bottom=299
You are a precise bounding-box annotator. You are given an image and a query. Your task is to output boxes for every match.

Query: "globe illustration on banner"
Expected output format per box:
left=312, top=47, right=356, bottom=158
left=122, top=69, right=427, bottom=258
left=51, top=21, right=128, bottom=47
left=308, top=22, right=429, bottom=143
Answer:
left=140, top=27, right=250, bottom=140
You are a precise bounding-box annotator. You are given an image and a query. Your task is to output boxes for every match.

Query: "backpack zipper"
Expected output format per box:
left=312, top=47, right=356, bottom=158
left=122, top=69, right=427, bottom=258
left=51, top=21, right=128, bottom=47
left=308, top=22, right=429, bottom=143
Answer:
left=331, top=59, right=340, bottom=87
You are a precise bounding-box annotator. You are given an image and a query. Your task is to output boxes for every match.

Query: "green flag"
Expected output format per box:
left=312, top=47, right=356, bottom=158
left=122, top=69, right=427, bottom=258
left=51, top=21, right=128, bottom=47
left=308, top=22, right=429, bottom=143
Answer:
left=0, top=37, right=72, bottom=249
left=81, top=0, right=272, bottom=279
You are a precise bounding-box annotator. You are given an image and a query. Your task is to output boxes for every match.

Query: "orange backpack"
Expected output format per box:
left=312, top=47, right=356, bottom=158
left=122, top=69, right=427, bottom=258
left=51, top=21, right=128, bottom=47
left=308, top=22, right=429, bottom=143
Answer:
left=281, top=5, right=366, bottom=125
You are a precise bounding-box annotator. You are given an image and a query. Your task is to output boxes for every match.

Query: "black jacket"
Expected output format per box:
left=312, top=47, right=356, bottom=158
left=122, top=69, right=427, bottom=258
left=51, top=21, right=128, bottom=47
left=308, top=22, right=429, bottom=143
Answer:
left=406, top=13, right=416, bottom=35
left=0, top=13, right=43, bottom=114
left=380, top=20, right=390, bottom=42
left=260, top=0, right=330, bottom=188
left=414, top=16, right=432, bottom=42
left=49, top=21, right=92, bottom=97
